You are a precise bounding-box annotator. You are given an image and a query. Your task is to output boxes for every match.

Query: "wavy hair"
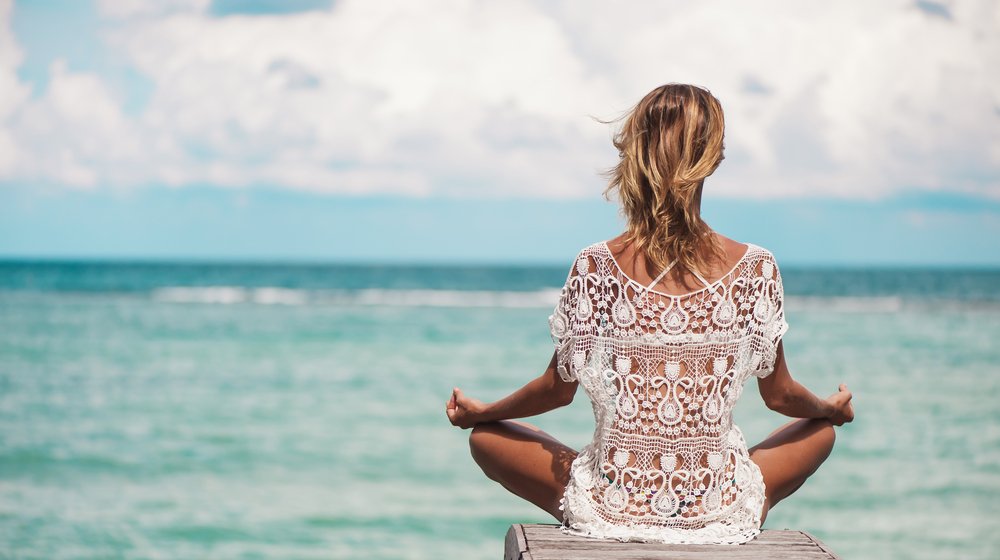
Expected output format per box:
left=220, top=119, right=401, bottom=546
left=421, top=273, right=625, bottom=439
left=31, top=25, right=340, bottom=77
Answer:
left=602, top=83, right=727, bottom=280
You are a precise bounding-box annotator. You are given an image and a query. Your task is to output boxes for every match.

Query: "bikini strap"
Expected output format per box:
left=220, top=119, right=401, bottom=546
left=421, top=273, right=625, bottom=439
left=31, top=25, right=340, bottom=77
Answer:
left=689, top=269, right=714, bottom=289
left=644, top=259, right=679, bottom=291
left=645, top=260, right=716, bottom=292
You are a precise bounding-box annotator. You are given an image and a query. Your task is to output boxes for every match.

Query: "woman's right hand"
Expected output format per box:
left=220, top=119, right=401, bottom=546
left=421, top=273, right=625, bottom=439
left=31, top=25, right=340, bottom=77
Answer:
left=825, top=383, right=854, bottom=426
left=446, top=387, right=487, bottom=429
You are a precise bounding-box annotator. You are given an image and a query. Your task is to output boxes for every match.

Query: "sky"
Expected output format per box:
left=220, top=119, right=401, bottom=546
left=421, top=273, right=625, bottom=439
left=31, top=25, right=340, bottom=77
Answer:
left=0, top=0, right=998, bottom=266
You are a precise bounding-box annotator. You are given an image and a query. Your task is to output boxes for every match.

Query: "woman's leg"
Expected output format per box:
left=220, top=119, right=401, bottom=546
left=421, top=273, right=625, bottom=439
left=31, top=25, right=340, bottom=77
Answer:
left=749, top=418, right=836, bottom=525
left=468, top=420, right=578, bottom=521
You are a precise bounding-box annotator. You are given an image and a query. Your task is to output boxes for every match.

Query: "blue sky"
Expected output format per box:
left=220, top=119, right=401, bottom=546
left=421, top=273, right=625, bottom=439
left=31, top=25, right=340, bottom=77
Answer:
left=1, top=0, right=998, bottom=266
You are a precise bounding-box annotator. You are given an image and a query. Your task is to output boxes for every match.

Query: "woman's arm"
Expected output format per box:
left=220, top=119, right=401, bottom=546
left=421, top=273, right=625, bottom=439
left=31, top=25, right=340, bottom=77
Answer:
left=757, top=341, right=854, bottom=426
left=446, top=351, right=578, bottom=429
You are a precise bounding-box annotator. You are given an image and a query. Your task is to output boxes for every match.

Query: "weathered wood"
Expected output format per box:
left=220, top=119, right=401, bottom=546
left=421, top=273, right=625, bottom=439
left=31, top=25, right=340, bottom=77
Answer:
left=504, top=524, right=840, bottom=560
left=504, top=524, right=533, bottom=560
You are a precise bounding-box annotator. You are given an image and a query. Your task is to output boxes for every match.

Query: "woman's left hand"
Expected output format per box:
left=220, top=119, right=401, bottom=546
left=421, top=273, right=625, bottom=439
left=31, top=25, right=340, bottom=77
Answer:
left=446, top=387, right=486, bottom=429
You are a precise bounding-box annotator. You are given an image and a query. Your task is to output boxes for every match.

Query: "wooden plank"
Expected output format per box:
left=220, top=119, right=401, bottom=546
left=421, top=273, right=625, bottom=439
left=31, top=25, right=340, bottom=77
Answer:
left=800, top=531, right=842, bottom=560
left=503, top=524, right=839, bottom=559
left=504, top=524, right=532, bottom=560
left=529, top=550, right=833, bottom=560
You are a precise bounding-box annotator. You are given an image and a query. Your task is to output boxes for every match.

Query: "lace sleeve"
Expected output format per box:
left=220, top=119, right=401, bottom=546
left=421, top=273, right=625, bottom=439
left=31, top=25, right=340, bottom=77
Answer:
left=548, top=254, right=581, bottom=383
left=752, top=254, right=790, bottom=379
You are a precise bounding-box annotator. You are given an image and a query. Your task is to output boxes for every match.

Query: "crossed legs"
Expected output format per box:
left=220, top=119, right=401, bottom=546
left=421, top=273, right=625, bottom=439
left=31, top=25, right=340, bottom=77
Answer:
left=748, top=417, right=837, bottom=524
left=468, top=417, right=836, bottom=527
left=468, top=421, right=576, bottom=521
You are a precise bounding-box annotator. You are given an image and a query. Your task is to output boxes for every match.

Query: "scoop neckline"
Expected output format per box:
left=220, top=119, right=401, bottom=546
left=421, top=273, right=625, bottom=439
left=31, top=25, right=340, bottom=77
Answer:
left=601, top=240, right=754, bottom=299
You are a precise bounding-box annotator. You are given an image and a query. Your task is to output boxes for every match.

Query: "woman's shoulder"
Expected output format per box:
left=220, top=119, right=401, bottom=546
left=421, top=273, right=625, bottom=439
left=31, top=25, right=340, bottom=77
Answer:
left=553, top=241, right=606, bottom=285
left=564, top=240, right=613, bottom=269
left=743, top=241, right=777, bottom=262
left=718, top=234, right=777, bottom=266
left=578, top=239, right=611, bottom=255
left=564, top=235, right=780, bottom=276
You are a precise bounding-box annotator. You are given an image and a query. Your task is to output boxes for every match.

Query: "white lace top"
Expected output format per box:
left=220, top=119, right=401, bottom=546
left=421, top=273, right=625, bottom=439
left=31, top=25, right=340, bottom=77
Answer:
left=548, top=240, right=789, bottom=545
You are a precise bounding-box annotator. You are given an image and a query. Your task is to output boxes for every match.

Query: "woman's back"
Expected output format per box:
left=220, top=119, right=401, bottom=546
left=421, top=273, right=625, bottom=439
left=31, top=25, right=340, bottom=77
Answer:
left=447, top=83, right=850, bottom=550
left=549, top=236, right=788, bottom=544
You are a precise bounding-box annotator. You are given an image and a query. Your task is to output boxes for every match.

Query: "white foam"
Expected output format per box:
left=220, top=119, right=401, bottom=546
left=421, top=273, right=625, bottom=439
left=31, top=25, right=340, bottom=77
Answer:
left=149, top=288, right=998, bottom=312
left=786, top=296, right=1000, bottom=313
left=252, top=287, right=309, bottom=305
left=150, top=287, right=563, bottom=308
left=152, top=286, right=250, bottom=304
left=153, top=286, right=310, bottom=305
left=342, top=288, right=562, bottom=308
left=787, top=296, right=904, bottom=313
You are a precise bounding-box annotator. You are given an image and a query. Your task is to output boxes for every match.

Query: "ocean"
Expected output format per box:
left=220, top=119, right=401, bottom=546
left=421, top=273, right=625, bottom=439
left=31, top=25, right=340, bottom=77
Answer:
left=1, top=259, right=998, bottom=559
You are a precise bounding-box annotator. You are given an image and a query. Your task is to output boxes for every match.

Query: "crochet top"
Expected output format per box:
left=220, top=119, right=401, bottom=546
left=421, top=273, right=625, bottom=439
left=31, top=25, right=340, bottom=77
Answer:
left=548, top=240, right=789, bottom=545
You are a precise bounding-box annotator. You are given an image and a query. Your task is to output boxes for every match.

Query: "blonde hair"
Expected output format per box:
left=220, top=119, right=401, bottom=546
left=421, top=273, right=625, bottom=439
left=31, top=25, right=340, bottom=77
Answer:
left=603, top=83, right=727, bottom=280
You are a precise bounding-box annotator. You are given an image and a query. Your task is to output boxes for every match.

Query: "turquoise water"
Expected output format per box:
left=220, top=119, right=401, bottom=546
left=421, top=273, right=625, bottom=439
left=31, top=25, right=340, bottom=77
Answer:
left=1, top=261, right=999, bottom=559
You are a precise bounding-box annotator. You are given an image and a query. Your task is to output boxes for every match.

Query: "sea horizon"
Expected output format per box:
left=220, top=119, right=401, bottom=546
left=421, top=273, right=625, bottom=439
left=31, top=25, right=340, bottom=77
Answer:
left=3, top=254, right=1000, bottom=270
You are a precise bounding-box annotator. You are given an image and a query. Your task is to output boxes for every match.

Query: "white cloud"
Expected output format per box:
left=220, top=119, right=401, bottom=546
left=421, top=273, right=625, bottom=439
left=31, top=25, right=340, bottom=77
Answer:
left=1, top=0, right=998, bottom=199
left=11, top=59, right=148, bottom=187
left=96, top=0, right=210, bottom=20
left=0, top=0, right=30, bottom=174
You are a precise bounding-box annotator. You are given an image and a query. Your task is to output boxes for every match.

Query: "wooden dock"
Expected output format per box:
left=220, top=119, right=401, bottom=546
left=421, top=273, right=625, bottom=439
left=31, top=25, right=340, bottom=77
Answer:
left=504, top=524, right=840, bottom=559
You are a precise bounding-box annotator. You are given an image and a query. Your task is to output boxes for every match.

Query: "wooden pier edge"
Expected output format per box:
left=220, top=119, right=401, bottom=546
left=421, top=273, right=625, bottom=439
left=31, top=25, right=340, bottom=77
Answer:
left=504, top=524, right=532, bottom=560
left=503, top=523, right=841, bottom=559
left=800, top=530, right=842, bottom=559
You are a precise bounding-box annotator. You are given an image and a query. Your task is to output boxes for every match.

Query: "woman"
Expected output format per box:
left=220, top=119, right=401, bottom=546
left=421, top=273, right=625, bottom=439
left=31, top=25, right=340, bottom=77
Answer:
left=445, top=83, right=854, bottom=545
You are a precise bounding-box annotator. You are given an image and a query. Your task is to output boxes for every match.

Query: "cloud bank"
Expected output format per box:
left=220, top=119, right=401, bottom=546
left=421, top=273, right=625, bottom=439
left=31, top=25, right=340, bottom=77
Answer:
left=0, top=0, right=997, bottom=199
